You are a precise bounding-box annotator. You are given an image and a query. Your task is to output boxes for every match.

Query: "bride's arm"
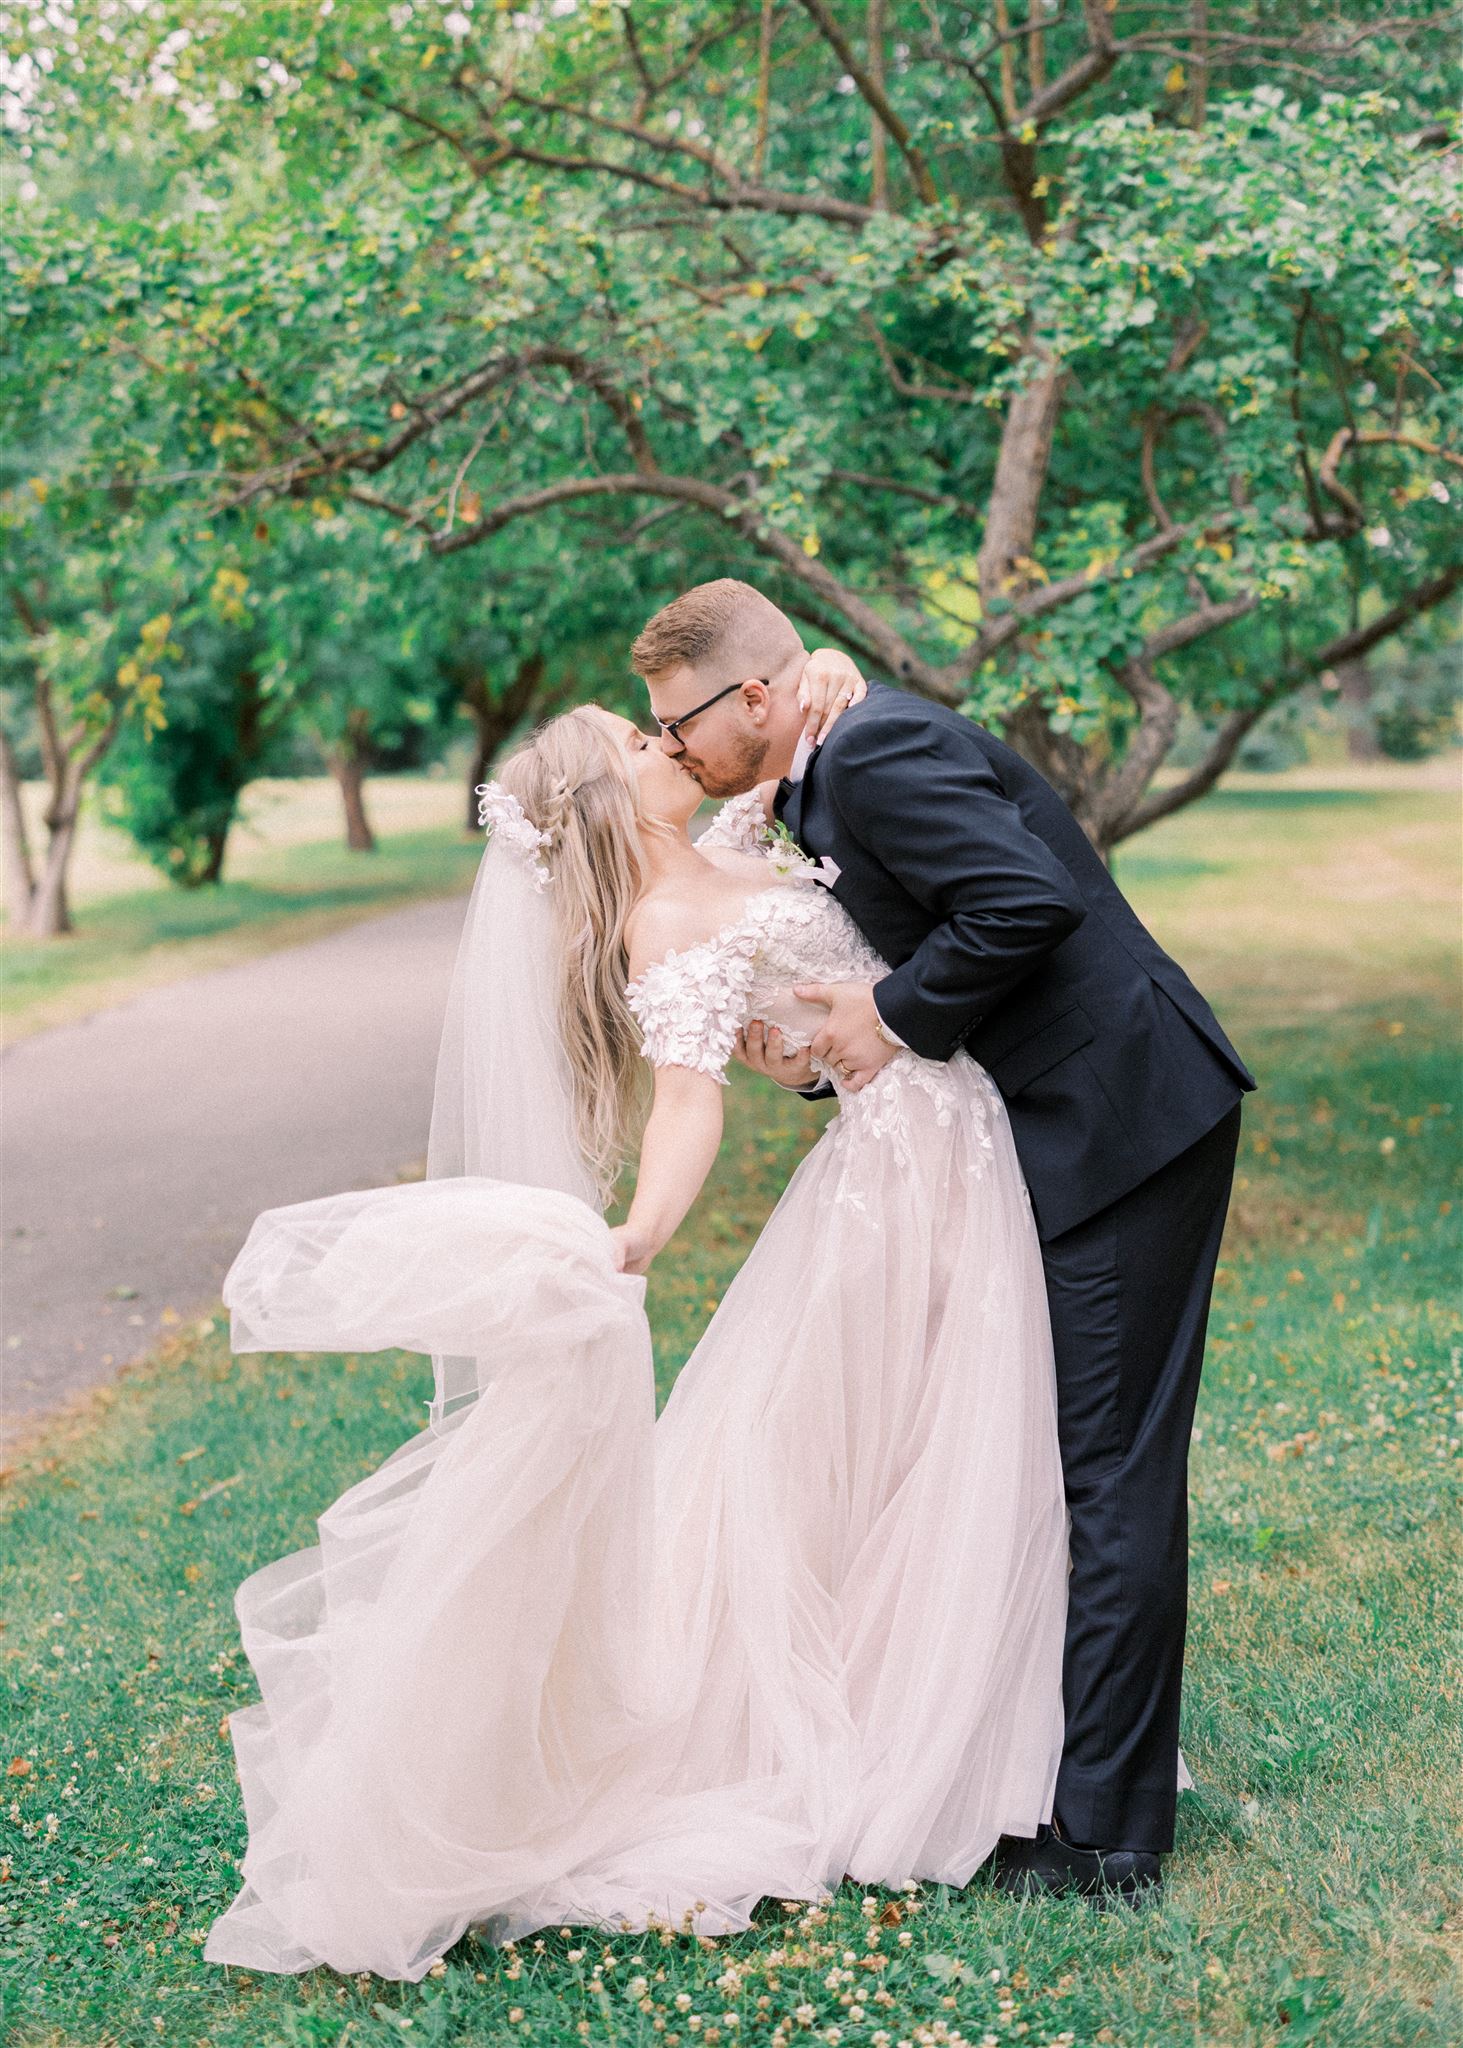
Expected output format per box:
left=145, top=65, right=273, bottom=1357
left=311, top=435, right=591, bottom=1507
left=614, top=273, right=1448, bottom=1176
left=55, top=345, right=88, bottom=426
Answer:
left=611, top=1065, right=724, bottom=1275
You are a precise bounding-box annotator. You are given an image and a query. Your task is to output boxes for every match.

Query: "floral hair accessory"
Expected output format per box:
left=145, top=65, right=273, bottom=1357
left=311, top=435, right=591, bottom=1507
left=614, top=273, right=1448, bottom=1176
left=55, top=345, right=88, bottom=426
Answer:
left=475, top=782, right=553, bottom=891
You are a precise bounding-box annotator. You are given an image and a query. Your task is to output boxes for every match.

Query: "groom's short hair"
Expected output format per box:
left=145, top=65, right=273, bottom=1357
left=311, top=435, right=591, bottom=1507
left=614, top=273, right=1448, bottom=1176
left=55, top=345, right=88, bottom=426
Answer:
left=631, top=578, right=803, bottom=688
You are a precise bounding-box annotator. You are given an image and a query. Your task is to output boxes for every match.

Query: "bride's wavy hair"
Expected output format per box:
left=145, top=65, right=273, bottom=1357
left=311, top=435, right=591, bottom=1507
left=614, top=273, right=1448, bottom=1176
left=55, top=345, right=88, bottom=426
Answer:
left=496, top=708, right=651, bottom=1201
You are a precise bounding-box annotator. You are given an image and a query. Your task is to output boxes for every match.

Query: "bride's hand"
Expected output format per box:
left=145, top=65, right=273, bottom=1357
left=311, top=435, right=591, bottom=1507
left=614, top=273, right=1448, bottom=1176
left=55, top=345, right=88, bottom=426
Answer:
left=734, top=1021, right=819, bottom=1092
left=798, top=649, right=868, bottom=747
left=608, top=1222, right=657, bottom=1276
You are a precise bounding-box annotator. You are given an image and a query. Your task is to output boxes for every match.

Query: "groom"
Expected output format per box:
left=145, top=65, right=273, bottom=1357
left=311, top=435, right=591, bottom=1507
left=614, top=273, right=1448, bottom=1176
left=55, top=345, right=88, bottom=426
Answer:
left=632, top=578, right=1255, bottom=1903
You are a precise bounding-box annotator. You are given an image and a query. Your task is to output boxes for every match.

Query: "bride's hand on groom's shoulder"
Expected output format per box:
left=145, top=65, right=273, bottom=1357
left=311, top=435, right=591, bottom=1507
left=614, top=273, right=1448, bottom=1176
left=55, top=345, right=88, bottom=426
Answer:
left=799, top=650, right=868, bottom=747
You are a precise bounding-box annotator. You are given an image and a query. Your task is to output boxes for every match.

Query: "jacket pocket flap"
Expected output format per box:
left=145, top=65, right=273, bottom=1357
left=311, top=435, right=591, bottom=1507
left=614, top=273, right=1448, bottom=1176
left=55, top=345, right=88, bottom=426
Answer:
left=986, top=1004, right=1096, bottom=1097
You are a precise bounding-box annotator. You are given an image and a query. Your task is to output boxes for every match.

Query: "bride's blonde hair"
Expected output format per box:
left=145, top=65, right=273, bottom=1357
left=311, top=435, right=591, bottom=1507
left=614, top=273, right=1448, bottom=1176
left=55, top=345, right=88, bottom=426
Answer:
left=495, top=707, right=650, bottom=1202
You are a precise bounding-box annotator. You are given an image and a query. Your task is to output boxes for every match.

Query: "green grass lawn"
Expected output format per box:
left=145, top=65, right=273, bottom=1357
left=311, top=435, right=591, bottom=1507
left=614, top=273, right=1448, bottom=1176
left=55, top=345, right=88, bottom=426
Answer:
left=2, top=776, right=1460, bottom=2047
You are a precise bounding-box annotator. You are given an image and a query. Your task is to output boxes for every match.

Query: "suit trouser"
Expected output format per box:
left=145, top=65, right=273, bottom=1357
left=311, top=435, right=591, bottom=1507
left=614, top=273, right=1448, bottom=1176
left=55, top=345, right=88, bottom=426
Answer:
left=1040, top=1100, right=1242, bottom=1854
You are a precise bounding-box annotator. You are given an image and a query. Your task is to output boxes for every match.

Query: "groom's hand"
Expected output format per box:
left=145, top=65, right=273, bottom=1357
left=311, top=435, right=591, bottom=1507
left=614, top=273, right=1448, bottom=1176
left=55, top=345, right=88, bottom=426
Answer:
left=794, top=981, right=899, bottom=1093
left=733, top=1020, right=819, bottom=1091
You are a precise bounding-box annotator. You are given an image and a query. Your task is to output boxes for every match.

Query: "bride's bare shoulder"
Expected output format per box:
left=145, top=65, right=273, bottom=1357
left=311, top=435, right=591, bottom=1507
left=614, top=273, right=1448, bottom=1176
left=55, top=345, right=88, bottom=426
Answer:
left=626, top=888, right=727, bottom=981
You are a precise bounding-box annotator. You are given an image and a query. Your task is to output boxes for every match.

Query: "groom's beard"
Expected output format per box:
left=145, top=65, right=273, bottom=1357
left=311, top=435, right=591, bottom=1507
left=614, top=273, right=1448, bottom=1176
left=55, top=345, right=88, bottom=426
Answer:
left=683, top=730, right=771, bottom=799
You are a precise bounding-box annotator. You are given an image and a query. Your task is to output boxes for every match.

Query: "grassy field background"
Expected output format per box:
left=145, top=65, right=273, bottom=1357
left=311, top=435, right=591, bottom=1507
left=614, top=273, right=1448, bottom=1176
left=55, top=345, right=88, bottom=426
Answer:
left=2, top=763, right=1459, bottom=2047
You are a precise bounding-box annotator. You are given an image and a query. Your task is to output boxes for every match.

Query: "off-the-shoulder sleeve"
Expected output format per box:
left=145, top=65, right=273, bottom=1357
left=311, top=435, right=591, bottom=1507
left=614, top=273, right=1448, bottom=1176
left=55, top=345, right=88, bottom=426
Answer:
left=624, top=934, right=758, bottom=1084
left=696, top=791, right=771, bottom=855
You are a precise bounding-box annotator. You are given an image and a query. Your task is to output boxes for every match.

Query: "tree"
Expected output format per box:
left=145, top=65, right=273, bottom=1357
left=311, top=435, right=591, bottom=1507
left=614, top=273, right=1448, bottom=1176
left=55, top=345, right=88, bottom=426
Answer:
left=97, top=594, right=290, bottom=886
left=9, top=4, right=1460, bottom=852
left=1, top=483, right=181, bottom=935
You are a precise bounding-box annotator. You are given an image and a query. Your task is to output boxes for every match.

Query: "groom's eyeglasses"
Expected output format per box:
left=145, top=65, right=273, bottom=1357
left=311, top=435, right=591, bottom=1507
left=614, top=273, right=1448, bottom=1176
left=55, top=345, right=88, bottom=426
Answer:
left=655, top=677, right=768, bottom=750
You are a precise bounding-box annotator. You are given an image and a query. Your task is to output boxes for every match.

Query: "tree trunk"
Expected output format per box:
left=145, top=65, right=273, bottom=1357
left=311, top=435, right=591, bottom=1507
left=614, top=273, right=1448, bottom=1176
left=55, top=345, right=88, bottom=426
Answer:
left=328, top=709, right=377, bottom=852
left=329, top=747, right=377, bottom=852
left=0, top=727, right=36, bottom=928
left=27, top=805, right=78, bottom=937
left=976, top=356, right=1068, bottom=602
left=465, top=727, right=497, bottom=832
left=1335, top=657, right=1381, bottom=760
left=457, top=653, right=548, bottom=831
left=975, top=352, right=1091, bottom=808
left=198, top=826, right=230, bottom=885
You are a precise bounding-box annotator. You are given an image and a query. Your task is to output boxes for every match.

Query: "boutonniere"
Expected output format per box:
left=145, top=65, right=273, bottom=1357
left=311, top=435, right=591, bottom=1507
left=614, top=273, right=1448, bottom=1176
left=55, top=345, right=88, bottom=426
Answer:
left=767, top=818, right=841, bottom=890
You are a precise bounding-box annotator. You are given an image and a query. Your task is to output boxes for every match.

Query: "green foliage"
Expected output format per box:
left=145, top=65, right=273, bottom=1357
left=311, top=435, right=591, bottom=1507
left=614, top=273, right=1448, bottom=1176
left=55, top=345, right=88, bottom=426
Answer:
left=99, top=613, right=287, bottom=886
left=1370, top=657, right=1462, bottom=762
left=3, top=1, right=1459, bottom=858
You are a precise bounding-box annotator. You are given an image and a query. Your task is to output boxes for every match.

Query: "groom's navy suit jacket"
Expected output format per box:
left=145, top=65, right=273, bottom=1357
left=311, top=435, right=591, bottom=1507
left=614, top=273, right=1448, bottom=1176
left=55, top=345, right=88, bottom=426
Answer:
left=776, top=683, right=1255, bottom=1242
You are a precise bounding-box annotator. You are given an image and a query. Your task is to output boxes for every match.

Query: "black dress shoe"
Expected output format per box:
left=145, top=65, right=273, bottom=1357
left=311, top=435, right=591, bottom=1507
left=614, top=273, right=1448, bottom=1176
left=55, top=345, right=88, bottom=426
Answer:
left=990, top=1824, right=1162, bottom=1906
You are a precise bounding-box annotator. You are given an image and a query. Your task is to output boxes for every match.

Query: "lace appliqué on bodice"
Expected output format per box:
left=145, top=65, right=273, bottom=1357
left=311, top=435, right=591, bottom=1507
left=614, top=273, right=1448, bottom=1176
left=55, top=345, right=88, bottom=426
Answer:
left=626, top=879, right=883, bottom=1085
left=695, top=791, right=769, bottom=857
left=625, top=798, right=998, bottom=1203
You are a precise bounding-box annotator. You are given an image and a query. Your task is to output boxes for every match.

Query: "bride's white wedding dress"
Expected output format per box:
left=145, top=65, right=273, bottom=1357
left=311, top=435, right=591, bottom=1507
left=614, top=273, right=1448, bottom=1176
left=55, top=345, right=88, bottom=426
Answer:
left=203, top=794, right=1069, bottom=1982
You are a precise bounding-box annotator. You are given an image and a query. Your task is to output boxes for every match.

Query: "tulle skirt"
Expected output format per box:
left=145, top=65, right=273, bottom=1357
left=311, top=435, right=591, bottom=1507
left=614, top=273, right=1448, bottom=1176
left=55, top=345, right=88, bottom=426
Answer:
left=204, top=1052, right=1069, bottom=1981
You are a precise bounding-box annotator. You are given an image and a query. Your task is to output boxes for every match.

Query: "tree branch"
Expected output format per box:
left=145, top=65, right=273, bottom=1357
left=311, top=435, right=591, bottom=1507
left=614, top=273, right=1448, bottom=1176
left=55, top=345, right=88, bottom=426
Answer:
left=1115, top=559, right=1463, bottom=840
left=403, top=469, right=944, bottom=690
left=793, top=0, right=939, bottom=204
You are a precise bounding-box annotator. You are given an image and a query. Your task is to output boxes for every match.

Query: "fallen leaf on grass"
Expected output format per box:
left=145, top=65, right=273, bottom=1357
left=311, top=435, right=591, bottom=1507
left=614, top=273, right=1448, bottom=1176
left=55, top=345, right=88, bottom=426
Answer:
left=178, top=1473, right=242, bottom=1515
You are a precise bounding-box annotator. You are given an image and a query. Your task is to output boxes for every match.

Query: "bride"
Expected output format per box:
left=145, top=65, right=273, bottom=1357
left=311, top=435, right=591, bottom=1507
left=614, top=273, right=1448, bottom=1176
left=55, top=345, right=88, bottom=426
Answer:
left=203, top=679, right=1070, bottom=1983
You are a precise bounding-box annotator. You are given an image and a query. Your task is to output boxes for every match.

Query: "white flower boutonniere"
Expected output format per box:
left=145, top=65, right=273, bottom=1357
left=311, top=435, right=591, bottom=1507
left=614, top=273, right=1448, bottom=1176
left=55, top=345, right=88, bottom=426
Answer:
left=767, top=818, right=841, bottom=890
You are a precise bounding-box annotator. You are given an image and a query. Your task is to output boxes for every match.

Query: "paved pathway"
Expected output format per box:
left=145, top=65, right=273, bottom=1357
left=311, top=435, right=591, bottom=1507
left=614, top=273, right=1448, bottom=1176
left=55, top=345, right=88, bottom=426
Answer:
left=2, top=894, right=470, bottom=1443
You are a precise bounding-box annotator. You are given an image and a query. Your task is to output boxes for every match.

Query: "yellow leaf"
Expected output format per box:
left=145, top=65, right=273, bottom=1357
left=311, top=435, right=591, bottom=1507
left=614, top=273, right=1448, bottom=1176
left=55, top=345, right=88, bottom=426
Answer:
left=1019, top=121, right=1037, bottom=144
left=420, top=42, right=440, bottom=66
left=745, top=328, right=771, bottom=353
left=1212, top=538, right=1233, bottom=561
left=744, top=280, right=767, bottom=299
left=1166, top=64, right=1186, bottom=92
left=793, top=311, right=816, bottom=340
left=27, top=477, right=48, bottom=503
left=1031, top=176, right=1050, bottom=199
left=802, top=533, right=821, bottom=557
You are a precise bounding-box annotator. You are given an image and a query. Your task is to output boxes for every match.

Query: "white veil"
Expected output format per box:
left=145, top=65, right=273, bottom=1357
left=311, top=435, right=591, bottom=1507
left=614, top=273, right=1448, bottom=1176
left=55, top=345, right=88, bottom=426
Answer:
left=422, top=785, right=601, bottom=1425
left=222, top=783, right=610, bottom=1434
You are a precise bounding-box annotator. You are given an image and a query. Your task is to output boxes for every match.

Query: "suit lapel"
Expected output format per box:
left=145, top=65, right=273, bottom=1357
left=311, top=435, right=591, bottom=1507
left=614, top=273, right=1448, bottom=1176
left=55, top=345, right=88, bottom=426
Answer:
left=775, top=774, right=806, bottom=844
